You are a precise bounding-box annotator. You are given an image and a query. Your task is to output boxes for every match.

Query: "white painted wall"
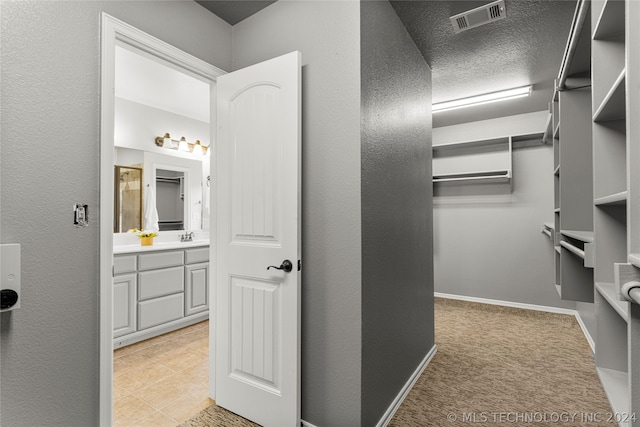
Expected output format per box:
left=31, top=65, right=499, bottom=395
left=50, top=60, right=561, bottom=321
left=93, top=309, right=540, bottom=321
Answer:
left=115, top=97, right=210, bottom=155
left=433, top=111, right=575, bottom=310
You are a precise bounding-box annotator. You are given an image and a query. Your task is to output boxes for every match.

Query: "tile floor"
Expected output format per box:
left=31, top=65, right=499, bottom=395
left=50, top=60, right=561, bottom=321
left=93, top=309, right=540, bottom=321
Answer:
left=113, top=320, right=212, bottom=426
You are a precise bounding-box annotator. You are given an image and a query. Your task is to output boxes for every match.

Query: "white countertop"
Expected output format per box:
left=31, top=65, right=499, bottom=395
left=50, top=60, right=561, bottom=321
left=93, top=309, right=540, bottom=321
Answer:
left=114, top=240, right=209, bottom=254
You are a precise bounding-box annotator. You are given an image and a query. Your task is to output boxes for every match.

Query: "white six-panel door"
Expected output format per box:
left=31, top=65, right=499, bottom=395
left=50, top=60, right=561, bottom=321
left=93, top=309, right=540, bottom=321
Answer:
left=215, top=51, right=301, bottom=427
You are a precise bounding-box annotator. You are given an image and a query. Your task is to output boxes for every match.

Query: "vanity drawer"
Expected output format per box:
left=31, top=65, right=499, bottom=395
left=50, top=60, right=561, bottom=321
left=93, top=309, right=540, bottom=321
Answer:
left=138, top=250, right=184, bottom=271
left=138, top=266, right=184, bottom=300
left=185, top=247, right=209, bottom=264
left=113, top=255, right=137, bottom=275
left=138, top=293, right=184, bottom=330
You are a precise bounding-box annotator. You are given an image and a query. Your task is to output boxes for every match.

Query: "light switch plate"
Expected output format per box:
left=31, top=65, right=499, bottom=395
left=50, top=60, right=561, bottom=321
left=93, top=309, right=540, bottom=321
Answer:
left=1, top=244, right=21, bottom=311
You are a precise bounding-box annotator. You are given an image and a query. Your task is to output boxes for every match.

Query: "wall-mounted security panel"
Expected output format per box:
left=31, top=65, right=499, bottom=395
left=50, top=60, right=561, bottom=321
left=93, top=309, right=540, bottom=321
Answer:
left=1, top=244, right=21, bottom=311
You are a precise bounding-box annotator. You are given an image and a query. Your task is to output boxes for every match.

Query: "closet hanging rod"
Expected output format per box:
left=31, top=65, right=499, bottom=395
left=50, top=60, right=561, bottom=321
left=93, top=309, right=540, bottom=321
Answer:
left=557, top=0, right=588, bottom=90
left=622, top=281, right=640, bottom=306
left=559, top=240, right=585, bottom=260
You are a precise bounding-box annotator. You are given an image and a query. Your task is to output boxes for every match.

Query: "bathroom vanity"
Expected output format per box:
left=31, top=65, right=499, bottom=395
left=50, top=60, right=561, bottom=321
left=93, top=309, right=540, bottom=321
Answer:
left=112, top=241, right=209, bottom=349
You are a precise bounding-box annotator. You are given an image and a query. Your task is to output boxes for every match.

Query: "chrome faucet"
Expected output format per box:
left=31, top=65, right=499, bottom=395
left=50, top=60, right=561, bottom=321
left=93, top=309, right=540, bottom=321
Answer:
left=180, top=232, right=194, bottom=242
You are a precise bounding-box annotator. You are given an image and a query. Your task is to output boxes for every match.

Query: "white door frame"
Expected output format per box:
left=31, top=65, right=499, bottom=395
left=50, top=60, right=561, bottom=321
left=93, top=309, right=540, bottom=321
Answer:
left=99, top=13, right=224, bottom=426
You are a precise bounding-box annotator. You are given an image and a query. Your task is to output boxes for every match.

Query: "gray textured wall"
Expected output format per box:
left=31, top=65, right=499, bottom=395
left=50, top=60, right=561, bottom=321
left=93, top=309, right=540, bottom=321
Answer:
left=232, top=2, right=363, bottom=426
left=0, top=2, right=231, bottom=425
left=360, top=2, right=434, bottom=425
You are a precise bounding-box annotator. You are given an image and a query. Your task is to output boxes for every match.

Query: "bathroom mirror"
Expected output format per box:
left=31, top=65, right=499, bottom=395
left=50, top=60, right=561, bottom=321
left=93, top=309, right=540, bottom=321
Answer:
left=114, top=147, right=208, bottom=233
left=114, top=166, right=143, bottom=233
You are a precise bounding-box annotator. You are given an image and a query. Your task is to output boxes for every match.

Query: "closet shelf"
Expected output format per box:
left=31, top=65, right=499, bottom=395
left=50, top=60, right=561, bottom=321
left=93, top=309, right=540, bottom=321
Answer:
left=432, top=132, right=544, bottom=151
left=592, top=0, right=625, bottom=40
left=432, top=136, right=508, bottom=151
left=593, top=69, right=626, bottom=122
left=512, top=132, right=545, bottom=145
left=596, top=282, right=629, bottom=322
left=628, top=254, right=640, bottom=270
left=561, top=230, right=594, bottom=243
left=594, top=191, right=628, bottom=206
left=596, top=368, right=630, bottom=421
left=432, top=170, right=511, bottom=184
left=542, top=114, right=553, bottom=144
left=554, top=208, right=561, bottom=213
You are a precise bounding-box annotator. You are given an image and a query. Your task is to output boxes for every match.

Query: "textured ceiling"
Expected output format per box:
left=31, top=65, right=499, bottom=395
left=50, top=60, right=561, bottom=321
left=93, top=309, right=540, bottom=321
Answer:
left=194, top=0, right=578, bottom=128
left=195, top=1, right=275, bottom=25
left=391, top=0, right=577, bottom=127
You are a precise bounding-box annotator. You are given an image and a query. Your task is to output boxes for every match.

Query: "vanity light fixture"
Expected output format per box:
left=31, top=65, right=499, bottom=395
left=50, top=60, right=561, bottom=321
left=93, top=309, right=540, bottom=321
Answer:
left=154, top=133, right=209, bottom=155
left=432, top=85, right=532, bottom=114
left=189, top=140, right=209, bottom=155
left=178, top=136, right=190, bottom=152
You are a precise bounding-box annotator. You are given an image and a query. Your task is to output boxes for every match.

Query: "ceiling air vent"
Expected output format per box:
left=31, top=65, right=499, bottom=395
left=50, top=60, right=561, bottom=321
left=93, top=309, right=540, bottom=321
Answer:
left=450, top=0, right=506, bottom=33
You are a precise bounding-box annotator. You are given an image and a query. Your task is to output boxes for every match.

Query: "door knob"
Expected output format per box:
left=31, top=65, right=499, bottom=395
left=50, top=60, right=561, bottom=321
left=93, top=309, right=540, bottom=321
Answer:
left=267, top=260, right=293, bottom=273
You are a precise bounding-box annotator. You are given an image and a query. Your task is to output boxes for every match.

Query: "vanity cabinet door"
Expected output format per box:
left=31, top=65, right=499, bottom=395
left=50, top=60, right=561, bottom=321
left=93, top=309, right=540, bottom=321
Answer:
left=138, top=266, right=184, bottom=301
left=185, top=247, right=210, bottom=264
left=185, top=262, right=209, bottom=316
left=138, top=294, right=184, bottom=330
left=113, top=273, right=137, bottom=338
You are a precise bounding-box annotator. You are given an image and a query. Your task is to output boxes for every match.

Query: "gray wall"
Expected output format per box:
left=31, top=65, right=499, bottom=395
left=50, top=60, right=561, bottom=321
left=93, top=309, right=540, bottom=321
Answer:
left=0, top=2, right=231, bottom=425
left=360, top=2, right=434, bottom=426
left=433, top=113, right=575, bottom=310
left=232, top=2, right=363, bottom=425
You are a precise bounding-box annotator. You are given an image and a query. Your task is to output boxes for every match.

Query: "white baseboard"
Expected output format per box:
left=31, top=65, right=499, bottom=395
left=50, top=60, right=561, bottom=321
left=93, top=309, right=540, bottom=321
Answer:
left=435, top=292, right=594, bottom=352
left=574, top=311, right=595, bottom=353
left=302, top=294, right=594, bottom=427
left=434, top=292, right=576, bottom=315
left=376, top=345, right=438, bottom=427
left=300, top=346, right=437, bottom=427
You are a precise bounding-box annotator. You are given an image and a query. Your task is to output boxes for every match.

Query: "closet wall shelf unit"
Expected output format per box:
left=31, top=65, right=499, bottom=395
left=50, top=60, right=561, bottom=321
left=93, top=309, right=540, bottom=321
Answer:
left=590, top=0, right=639, bottom=424
left=549, top=0, right=594, bottom=304
left=432, top=132, right=544, bottom=184
left=594, top=191, right=628, bottom=206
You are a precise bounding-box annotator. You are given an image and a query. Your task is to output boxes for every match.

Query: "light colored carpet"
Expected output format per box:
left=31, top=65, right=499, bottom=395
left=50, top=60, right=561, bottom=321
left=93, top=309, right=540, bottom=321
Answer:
left=178, top=403, right=257, bottom=427
left=389, top=298, right=615, bottom=426
left=182, top=297, right=615, bottom=426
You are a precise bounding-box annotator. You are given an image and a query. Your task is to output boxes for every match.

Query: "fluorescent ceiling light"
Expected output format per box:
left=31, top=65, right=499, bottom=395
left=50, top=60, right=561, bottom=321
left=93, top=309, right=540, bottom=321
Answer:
left=432, top=85, right=532, bottom=113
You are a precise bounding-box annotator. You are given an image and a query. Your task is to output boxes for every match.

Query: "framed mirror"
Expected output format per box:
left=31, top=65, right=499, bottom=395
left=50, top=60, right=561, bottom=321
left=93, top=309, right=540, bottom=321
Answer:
left=114, top=147, right=208, bottom=233
left=114, top=165, right=143, bottom=233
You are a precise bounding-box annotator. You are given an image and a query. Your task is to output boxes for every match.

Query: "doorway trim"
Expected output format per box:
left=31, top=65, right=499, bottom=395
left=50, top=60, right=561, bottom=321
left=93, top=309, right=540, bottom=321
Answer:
left=99, top=13, right=225, bottom=426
